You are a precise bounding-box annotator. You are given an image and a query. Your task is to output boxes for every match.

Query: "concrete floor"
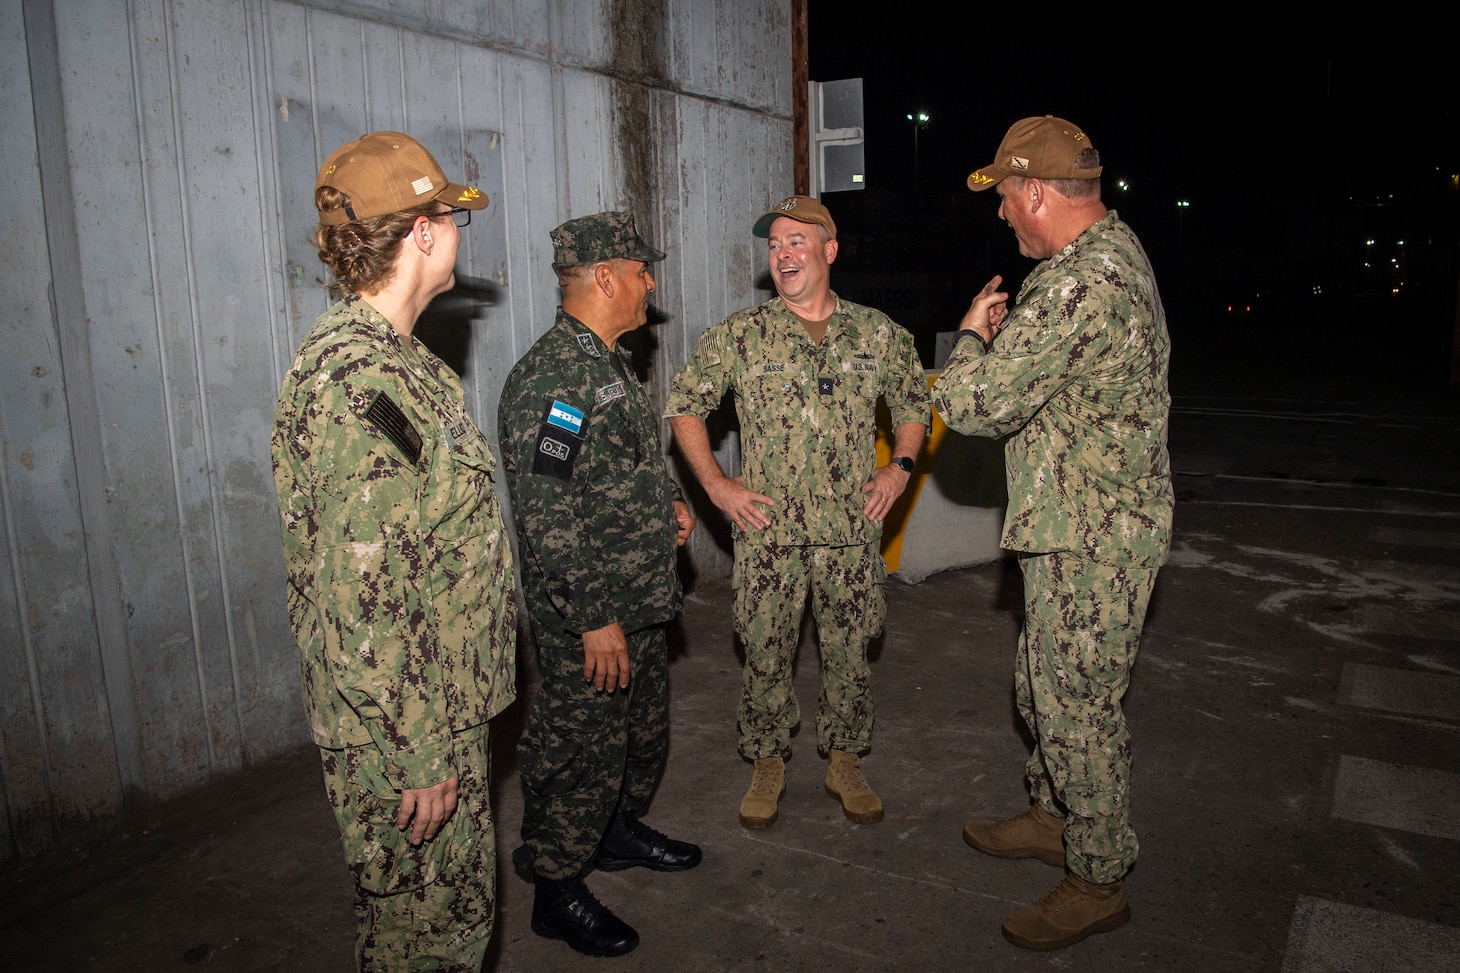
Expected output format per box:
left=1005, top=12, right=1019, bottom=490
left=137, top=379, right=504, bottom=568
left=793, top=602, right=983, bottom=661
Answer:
left=5, top=326, right=1460, bottom=972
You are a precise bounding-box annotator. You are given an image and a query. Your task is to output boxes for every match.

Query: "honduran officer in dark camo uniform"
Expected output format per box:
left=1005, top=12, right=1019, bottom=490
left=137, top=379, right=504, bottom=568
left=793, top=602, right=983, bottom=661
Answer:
left=498, top=211, right=701, bottom=958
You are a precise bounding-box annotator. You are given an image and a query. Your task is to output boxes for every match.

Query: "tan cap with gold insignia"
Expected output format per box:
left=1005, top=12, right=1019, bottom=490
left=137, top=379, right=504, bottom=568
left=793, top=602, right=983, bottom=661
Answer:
left=315, top=131, right=488, bottom=224
left=967, top=116, right=1102, bottom=192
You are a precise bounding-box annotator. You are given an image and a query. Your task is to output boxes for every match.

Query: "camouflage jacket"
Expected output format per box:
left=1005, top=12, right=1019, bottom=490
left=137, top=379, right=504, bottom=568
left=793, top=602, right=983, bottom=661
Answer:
left=272, top=297, right=517, bottom=788
left=498, top=310, right=683, bottom=638
left=664, top=295, right=930, bottom=547
left=931, top=211, right=1173, bottom=567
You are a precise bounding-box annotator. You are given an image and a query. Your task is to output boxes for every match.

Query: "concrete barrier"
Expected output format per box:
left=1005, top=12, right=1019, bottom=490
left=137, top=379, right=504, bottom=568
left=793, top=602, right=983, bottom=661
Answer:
left=876, top=371, right=1009, bottom=583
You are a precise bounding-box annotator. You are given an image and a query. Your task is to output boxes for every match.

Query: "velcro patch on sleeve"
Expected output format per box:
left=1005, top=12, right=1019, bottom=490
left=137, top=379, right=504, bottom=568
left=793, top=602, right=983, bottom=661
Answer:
left=545, top=399, right=585, bottom=435
left=364, top=391, right=423, bottom=465
left=532, top=398, right=584, bottom=480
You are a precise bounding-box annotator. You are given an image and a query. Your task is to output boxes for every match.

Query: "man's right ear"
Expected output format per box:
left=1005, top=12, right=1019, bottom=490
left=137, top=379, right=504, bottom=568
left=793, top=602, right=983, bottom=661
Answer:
left=594, top=261, right=617, bottom=296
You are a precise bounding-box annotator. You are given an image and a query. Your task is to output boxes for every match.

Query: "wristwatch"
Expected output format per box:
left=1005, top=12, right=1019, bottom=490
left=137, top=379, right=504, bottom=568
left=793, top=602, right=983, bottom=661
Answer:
left=891, top=456, right=915, bottom=474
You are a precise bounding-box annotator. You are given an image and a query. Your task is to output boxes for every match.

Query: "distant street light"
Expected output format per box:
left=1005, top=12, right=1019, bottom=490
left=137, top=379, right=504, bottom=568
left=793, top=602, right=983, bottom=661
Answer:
left=906, top=111, right=930, bottom=194
left=1176, top=199, right=1190, bottom=246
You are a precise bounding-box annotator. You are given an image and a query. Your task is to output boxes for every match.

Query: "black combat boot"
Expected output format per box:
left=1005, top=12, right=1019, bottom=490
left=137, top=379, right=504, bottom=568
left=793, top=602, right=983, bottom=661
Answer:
left=595, top=812, right=703, bottom=872
left=530, top=876, right=639, bottom=957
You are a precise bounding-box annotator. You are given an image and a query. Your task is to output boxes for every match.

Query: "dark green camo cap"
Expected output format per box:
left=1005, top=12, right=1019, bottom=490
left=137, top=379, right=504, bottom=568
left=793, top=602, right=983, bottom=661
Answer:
left=550, top=211, right=665, bottom=266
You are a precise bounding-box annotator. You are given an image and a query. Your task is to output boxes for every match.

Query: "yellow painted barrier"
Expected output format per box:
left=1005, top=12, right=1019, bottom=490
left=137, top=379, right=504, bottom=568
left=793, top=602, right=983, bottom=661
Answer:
left=875, top=375, right=949, bottom=573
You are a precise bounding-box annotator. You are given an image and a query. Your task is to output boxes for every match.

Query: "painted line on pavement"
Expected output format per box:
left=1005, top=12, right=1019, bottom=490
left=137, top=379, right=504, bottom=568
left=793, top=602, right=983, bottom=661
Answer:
left=1337, top=663, right=1460, bottom=720
left=1350, top=608, right=1460, bottom=642
left=1281, top=895, right=1460, bottom=972
left=1331, top=755, right=1460, bottom=842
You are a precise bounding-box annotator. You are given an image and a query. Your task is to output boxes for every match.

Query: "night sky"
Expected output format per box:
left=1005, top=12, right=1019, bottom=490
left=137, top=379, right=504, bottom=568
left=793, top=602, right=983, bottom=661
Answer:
left=804, top=15, right=1459, bottom=387
left=806, top=21, right=1451, bottom=220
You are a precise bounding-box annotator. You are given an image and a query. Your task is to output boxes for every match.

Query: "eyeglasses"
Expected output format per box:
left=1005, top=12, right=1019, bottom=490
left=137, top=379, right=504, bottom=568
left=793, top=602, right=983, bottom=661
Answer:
left=436, top=206, right=472, bottom=228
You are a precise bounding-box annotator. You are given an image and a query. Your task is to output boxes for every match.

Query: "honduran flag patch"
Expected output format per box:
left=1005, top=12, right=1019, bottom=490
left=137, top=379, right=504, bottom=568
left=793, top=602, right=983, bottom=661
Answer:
left=546, top=400, right=585, bottom=435
left=533, top=397, right=586, bottom=480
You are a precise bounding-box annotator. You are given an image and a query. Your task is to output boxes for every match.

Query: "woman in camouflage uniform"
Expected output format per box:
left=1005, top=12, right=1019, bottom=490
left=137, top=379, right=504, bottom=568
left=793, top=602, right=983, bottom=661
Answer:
left=272, top=131, right=516, bottom=972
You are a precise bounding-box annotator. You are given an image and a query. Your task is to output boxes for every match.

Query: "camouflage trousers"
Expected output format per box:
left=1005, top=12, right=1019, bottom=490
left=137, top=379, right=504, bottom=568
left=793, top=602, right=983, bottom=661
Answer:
left=733, top=542, right=886, bottom=760
left=321, top=722, right=495, bottom=972
left=1016, top=551, right=1158, bottom=885
left=513, top=623, right=669, bottom=881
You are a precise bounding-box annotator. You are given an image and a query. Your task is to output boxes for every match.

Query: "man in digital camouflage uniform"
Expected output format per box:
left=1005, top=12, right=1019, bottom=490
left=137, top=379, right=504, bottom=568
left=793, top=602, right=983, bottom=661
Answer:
left=274, top=131, right=516, bottom=971
left=498, top=211, right=700, bottom=959
left=665, top=196, right=930, bottom=830
left=931, top=116, right=1173, bottom=952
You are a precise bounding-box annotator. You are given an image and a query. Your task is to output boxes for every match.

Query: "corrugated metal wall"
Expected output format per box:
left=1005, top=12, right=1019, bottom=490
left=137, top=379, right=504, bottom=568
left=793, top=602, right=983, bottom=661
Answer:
left=0, top=0, right=793, bottom=862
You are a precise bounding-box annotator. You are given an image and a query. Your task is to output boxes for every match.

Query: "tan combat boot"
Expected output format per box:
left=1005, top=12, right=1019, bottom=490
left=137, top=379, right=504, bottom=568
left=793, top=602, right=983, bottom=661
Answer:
left=962, top=803, right=1065, bottom=867
left=1001, top=873, right=1130, bottom=951
left=738, top=757, right=786, bottom=829
left=824, top=749, right=883, bottom=824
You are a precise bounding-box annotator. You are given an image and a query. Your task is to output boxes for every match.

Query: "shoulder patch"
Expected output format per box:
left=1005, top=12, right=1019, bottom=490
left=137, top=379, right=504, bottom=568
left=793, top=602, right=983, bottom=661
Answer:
left=534, top=434, right=575, bottom=475
left=533, top=397, right=585, bottom=480
left=364, top=391, right=423, bottom=465
left=546, top=399, right=585, bottom=435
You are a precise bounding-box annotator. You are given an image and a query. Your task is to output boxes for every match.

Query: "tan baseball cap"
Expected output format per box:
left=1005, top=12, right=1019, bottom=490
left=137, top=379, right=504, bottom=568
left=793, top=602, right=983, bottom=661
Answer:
left=752, top=195, right=837, bottom=239
left=966, top=116, right=1103, bottom=192
left=315, top=131, right=488, bottom=224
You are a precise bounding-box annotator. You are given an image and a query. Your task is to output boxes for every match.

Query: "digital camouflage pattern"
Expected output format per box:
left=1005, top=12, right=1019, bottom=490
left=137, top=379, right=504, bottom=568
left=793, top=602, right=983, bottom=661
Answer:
left=511, top=626, right=670, bottom=879
left=497, top=310, right=683, bottom=638
left=497, top=310, right=683, bottom=878
left=272, top=296, right=517, bottom=966
left=664, top=295, right=930, bottom=548
left=732, top=542, right=885, bottom=759
left=323, top=724, right=496, bottom=971
left=549, top=210, right=665, bottom=267
left=665, top=295, right=928, bottom=759
left=931, top=211, right=1173, bottom=568
left=1018, top=553, right=1156, bottom=884
left=928, top=210, right=1171, bottom=885
left=273, top=296, right=517, bottom=777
